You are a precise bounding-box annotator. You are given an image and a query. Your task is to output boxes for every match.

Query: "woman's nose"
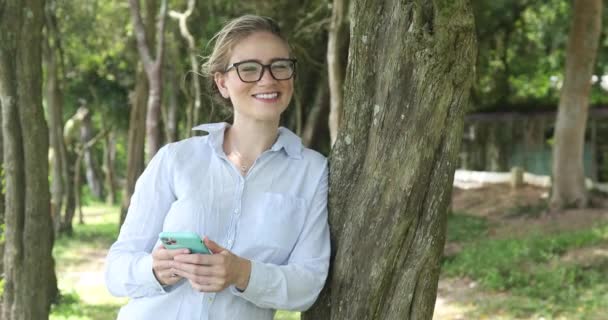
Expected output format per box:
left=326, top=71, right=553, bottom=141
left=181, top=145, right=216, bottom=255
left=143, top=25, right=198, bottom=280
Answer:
left=258, top=67, right=278, bottom=84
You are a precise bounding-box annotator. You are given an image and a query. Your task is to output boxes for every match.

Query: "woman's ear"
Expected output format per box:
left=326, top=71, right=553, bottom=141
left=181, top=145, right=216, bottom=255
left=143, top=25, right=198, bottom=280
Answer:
left=214, top=72, right=230, bottom=99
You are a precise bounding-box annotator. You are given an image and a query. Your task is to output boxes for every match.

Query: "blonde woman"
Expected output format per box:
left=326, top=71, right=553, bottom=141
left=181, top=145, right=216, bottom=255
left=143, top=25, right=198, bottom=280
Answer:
left=105, top=15, right=330, bottom=320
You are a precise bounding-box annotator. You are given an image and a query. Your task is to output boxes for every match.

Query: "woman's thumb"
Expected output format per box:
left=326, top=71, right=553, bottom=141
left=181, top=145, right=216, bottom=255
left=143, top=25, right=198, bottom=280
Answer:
left=203, top=236, right=225, bottom=254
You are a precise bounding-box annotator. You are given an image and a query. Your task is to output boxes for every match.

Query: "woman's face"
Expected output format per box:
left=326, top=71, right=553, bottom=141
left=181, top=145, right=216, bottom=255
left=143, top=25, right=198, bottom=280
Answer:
left=215, top=31, right=294, bottom=123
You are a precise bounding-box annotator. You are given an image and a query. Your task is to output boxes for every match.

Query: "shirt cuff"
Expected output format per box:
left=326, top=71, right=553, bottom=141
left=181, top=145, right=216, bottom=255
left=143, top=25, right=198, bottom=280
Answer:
left=134, top=254, right=168, bottom=294
left=230, top=259, right=269, bottom=300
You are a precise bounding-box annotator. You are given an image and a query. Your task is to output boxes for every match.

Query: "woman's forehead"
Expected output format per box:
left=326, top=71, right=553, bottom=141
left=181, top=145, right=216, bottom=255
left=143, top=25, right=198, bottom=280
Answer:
left=229, top=32, right=290, bottom=62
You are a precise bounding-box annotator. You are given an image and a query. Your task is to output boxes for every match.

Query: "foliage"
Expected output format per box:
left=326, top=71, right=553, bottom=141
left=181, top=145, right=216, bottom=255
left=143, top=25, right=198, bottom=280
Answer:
left=472, top=0, right=608, bottom=110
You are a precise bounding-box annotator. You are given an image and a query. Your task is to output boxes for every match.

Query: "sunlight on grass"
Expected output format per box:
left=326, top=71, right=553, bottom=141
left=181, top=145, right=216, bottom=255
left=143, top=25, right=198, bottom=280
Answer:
left=51, top=202, right=126, bottom=320
left=275, top=310, right=300, bottom=319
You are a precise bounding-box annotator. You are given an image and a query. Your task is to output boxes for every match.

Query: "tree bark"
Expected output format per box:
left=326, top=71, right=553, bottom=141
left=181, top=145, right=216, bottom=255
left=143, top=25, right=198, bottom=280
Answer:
left=550, top=0, right=602, bottom=209
left=129, top=0, right=167, bottom=160
left=44, top=0, right=69, bottom=234
left=0, top=0, right=58, bottom=317
left=79, top=107, right=104, bottom=199
left=327, top=0, right=350, bottom=146
left=303, top=1, right=476, bottom=319
left=302, top=72, right=330, bottom=149
left=169, top=0, right=201, bottom=133
left=164, top=33, right=179, bottom=142
left=102, top=125, right=117, bottom=205
left=121, top=67, right=148, bottom=226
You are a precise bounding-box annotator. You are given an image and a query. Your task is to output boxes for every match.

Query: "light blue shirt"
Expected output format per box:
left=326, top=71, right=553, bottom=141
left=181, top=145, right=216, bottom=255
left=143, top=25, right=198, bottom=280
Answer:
left=105, top=122, right=330, bottom=320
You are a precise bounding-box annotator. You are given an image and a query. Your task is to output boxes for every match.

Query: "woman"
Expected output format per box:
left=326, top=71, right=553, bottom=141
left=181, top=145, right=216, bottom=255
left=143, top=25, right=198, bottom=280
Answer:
left=105, top=15, right=330, bottom=320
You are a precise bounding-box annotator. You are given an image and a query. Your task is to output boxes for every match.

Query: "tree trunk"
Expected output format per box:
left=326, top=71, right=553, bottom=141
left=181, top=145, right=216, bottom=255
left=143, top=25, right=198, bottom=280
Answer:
left=129, top=0, right=167, bottom=160
left=0, top=0, right=58, bottom=317
left=550, top=0, right=602, bottom=210
left=327, top=0, right=350, bottom=146
left=169, top=0, right=201, bottom=133
left=164, top=33, right=179, bottom=142
left=302, top=73, right=330, bottom=149
left=102, top=126, right=117, bottom=205
left=61, top=113, right=79, bottom=234
left=120, top=67, right=148, bottom=226
left=44, top=2, right=69, bottom=232
left=79, top=107, right=104, bottom=199
left=303, top=1, right=476, bottom=319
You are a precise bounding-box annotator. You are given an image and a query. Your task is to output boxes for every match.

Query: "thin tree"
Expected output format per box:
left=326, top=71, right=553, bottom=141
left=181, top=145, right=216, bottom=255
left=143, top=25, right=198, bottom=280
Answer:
left=128, top=0, right=168, bottom=159
left=121, top=0, right=160, bottom=225
left=303, top=1, right=476, bottom=319
left=44, top=0, right=71, bottom=234
left=550, top=0, right=602, bottom=209
left=327, top=0, right=350, bottom=146
left=0, top=0, right=58, bottom=317
left=169, top=0, right=202, bottom=134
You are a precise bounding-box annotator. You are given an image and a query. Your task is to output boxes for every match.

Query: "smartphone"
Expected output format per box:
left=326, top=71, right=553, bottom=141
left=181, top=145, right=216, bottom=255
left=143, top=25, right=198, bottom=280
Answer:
left=158, top=231, right=211, bottom=254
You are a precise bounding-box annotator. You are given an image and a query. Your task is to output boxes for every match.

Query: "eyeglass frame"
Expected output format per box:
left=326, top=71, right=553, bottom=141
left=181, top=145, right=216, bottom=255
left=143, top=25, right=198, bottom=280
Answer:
left=224, top=58, right=297, bottom=83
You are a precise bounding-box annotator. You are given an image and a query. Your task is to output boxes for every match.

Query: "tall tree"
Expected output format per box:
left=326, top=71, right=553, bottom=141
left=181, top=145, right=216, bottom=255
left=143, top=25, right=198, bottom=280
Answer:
left=121, top=67, right=148, bottom=225
left=0, top=0, right=58, bottom=318
left=44, top=0, right=70, bottom=234
left=128, top=0, right=168, bottom=160
left=303, top=1, right=476, bottom=319
left=327, top=0, right=350, bottom=146
left=169, top=0, right=201, bottom=134
left=550, top=0, right=602, bottom=209
left=79, top=106, right=104, bottom=199
left=121, top=0, right=158, bottom=225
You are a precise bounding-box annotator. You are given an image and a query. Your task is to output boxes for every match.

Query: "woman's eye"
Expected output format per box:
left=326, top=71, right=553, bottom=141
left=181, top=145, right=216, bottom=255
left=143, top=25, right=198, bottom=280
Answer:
left=240, top=64, right=260, bottom=73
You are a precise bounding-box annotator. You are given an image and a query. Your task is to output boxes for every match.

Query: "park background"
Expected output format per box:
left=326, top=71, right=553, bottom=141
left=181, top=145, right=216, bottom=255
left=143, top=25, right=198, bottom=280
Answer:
left=0, top=0, right=607, bottom=319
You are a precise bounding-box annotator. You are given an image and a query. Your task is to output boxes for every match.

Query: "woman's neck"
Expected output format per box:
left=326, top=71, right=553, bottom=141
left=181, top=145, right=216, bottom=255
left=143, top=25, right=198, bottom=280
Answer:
left=224, top=115, right=279, bottom=162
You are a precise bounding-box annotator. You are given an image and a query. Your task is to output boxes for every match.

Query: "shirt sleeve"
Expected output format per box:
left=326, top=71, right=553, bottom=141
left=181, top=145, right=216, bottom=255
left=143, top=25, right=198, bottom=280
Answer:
left=230, top=161, right=330, bottom=311
left=105, top=145, right=177, bottom=298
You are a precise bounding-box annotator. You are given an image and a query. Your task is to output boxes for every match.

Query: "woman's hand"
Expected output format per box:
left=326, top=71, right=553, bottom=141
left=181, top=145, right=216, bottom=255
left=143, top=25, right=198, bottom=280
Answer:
left=172, top=237, right=251, bottom=293
left=152, top=245, right=190, bottom=286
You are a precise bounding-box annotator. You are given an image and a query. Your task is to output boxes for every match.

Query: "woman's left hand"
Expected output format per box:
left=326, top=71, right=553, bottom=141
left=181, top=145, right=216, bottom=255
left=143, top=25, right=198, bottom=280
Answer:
left=172, top=237, right=251, bottom=293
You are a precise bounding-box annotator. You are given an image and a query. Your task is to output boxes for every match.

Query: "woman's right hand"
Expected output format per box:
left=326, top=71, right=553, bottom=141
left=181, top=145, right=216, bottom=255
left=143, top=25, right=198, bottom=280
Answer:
left=152, top=245, right=190, bottom=286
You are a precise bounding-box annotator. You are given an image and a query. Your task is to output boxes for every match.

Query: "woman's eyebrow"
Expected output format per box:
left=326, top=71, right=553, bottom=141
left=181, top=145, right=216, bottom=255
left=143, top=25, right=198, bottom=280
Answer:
left=233, top=57, right=291, bottom=64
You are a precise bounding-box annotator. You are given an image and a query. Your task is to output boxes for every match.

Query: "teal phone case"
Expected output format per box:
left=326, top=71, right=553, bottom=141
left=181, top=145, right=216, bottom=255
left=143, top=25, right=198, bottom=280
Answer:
left=159, top=231, right=211, bottom=254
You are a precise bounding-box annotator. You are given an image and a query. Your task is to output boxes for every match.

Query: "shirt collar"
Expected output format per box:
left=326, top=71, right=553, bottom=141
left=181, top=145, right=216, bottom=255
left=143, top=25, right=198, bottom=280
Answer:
left=192, top=122, right=303, bottom=160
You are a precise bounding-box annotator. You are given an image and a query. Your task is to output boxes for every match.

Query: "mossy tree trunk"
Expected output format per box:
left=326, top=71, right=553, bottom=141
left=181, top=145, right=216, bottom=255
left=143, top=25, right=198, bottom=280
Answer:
left=303, top=1, right=476, bottom=319
left=0, top=0, right=57, bottom=318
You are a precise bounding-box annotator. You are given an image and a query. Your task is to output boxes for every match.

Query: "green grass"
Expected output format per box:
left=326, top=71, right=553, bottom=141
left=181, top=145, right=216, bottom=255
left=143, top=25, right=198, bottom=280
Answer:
left=442, top=213, right=608, bottom=319
left=446, top=211, right=489, bottom=243
left=51, top=202, right=125, bottom=320
left=50, top=202, right=301, bottom=320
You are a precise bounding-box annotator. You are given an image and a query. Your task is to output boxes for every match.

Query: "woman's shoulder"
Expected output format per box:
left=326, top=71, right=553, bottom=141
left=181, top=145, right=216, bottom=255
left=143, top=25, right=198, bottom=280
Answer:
left=299, top=147, right=327, bottom=169
left=161, top=136, right=211, bottom=161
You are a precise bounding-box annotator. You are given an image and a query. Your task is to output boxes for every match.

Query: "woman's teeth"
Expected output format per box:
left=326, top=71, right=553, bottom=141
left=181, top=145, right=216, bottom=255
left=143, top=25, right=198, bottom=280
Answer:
left=254, top=92, right=279, bottom=99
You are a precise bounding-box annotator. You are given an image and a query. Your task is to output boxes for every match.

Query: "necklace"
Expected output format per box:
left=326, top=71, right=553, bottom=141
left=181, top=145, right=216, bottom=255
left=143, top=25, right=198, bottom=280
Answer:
left=226, top=149, right=250, bottom=174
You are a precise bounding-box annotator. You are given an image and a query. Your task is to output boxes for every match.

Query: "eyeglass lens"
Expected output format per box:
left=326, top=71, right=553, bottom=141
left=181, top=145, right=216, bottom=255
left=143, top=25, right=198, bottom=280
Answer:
left=236, top=60, right=295, bottom=82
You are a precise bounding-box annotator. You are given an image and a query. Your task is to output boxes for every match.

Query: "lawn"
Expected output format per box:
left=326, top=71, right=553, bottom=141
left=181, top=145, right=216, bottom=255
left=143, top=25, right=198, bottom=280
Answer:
left=50, top=203, right=300, bottom=320
left=51, top=196, right=608, bottom=319
left=439, top=211, right=608, bottom=319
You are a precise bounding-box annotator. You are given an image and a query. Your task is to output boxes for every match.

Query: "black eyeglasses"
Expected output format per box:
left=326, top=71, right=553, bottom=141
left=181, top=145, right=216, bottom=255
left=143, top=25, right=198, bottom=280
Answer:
left=225, top=59, right=297, bottom=83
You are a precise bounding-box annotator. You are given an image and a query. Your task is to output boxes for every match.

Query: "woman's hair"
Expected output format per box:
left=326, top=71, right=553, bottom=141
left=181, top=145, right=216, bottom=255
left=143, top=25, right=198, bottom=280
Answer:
left=202, top=15, right=291, bottom=107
